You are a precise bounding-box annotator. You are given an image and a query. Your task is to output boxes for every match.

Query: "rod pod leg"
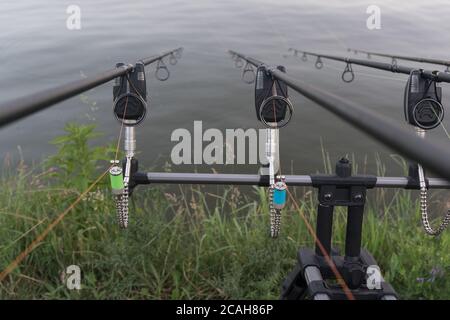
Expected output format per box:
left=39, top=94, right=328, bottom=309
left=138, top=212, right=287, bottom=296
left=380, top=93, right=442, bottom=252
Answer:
left=315, top=204, right=334, bottom=256
left=343, top=205, right=365, bottom=289
left=344, top=205, right=364, bottom=259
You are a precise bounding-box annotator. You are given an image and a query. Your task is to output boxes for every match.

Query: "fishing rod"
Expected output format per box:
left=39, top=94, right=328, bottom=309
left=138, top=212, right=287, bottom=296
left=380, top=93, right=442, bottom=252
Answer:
left=290, top=47, right=450, bottom=236
left=230, top=50, right=293, bottom=236
left=288, top=48, right=450, bottom=84
left=234, top=50, right=450, bottom=175
left=348, top=48, right=450, bottom=72
left=0, top=47, right=185, bottom=283
left=0, top=47, right=183, bottom=128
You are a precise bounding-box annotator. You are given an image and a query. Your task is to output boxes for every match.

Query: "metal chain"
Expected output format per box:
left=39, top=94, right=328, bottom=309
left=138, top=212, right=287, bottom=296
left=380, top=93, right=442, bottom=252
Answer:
left=269, top=186, right=281, bottom=238
left=114, top=194, right=123, bottom=227
left=417, top=164, right=450, bottom=236
left=120, top=183, right=129, bottom=228
left=415, top=128, right=450, bottom=236
left=113, top=183, right=129, bottom=229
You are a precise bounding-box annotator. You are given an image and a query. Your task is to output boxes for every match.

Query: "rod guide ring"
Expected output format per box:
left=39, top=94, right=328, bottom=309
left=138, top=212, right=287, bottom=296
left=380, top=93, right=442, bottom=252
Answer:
left=155, top=59, right=170, bottom=81
left=259, top=95, right=294, bottom=129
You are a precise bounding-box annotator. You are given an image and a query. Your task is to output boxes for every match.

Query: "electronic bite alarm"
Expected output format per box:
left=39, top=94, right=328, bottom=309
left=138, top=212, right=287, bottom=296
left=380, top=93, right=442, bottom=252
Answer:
left=404, top=69, right=444, bottom=130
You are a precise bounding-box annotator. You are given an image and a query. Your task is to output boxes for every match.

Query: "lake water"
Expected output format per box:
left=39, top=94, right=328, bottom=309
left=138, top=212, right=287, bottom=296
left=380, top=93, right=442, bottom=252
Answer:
left=1, top=0, right=450, bottom=177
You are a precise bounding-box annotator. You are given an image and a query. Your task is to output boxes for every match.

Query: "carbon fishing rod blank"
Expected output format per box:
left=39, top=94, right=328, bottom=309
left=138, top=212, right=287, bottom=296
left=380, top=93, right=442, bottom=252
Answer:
left=350, top=48, right=450, bottom=73
left=255, top=65, right=293, bottom=128
left=0, top=47, right=183, bottom=129
left=113, top=62, right=147, bottom=126
left=290, top=48, right=450, bottom=84
left=404, top=70, right=444, bottom=130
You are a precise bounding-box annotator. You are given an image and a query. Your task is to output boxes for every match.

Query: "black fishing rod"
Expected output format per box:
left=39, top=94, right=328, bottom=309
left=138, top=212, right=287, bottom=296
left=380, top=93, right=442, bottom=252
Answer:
left=348, top=48, right=450, bottom=71
left=0, top=47, right=183, bottom=128
left=229, top=50, right=263, bottom=67
left=225, top=51, right=450, bottom=299
left=291, top=48, right=450, bottom=233
left=233, top=50, right=450, bottom=181
left=288, top=48, right=450, bottom=84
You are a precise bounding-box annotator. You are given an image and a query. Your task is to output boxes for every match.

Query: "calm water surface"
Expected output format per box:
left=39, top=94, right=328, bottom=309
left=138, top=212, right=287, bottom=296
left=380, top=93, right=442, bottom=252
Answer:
left=1, top=0, right=450, bottom=176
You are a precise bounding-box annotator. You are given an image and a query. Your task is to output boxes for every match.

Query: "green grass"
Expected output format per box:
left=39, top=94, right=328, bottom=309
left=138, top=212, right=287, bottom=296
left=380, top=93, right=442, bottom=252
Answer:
left=0, top=123, right=448, bottom=299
